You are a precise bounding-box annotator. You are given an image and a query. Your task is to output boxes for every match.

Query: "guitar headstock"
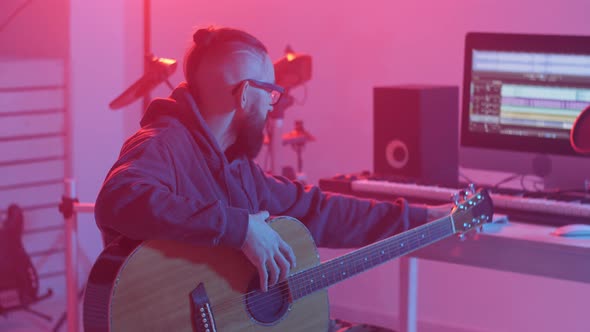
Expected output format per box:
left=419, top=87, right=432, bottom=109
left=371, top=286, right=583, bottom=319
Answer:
left=450, top=185, right=494, bottom=235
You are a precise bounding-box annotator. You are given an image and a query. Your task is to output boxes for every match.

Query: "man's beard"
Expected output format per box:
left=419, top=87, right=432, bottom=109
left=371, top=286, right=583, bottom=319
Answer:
left=230, top=110, right=266, bottom=159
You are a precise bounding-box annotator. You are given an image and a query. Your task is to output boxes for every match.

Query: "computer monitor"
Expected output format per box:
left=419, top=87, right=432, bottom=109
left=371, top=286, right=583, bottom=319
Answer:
left=460, top=32, right=590, bottom=189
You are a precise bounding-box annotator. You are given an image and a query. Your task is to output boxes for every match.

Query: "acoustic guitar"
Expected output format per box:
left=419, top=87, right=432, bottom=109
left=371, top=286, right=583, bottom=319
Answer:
left=83, top=187, right=493, bottom=332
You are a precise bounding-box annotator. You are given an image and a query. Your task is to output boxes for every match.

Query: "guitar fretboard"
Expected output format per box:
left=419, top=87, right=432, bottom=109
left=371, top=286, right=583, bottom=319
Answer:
left=288, top=217, right=454, bottom=300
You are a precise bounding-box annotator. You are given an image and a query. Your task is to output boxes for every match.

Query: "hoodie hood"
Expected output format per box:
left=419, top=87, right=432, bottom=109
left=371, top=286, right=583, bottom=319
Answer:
left=141, top=82, right=201, bottom=129
left=140, top=82, right=229, bottom=168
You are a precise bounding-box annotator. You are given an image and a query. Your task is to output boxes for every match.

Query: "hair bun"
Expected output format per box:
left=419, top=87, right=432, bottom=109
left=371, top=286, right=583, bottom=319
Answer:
left=193, top=28, right=214, bottom=46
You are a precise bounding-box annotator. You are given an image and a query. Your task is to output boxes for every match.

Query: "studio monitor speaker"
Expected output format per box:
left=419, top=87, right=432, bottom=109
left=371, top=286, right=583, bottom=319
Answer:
left=373, top=85, right=459, bottom=187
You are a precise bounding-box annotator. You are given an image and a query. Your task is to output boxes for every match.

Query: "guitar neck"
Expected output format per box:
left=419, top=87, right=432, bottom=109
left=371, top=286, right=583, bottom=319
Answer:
left=288, top=216, right=455, bottom=300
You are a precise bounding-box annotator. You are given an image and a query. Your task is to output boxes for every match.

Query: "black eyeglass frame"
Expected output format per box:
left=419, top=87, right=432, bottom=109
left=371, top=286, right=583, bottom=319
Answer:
left=232, top=79, right=285, bottom=105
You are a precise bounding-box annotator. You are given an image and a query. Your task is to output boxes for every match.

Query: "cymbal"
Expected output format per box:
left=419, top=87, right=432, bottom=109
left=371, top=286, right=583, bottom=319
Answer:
left=274, top=46, right=312, bottom=89
left=282, top=120, right=315, bottom=146
left=109, top=56, right=177, bottom=110
left=571, top=105, right=590, bottom=154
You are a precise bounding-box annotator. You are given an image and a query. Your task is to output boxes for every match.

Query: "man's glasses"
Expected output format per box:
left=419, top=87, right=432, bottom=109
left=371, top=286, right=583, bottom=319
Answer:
left=233, top=79, right=285, bottom=106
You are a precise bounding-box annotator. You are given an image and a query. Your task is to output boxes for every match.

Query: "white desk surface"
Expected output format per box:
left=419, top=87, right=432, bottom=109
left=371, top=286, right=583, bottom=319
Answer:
left=399, top=219, right=590, bottom=332
left=408, top=220, right=590, bottom=284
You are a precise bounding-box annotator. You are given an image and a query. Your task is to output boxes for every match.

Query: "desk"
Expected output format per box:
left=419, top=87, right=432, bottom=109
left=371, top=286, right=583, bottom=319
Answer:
left=399, top=221, right=590, bottom=332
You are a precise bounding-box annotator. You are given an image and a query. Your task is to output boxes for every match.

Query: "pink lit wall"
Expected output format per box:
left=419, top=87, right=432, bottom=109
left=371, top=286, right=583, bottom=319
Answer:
left=149, top=0, right=590, bottom=186
left=145, top=1, right=590, bottom=331
left=4, top=0, right=587, bottom=330
left=68, top=0, right=144, bottom=285
left=0, top=0, right=68, bottom=58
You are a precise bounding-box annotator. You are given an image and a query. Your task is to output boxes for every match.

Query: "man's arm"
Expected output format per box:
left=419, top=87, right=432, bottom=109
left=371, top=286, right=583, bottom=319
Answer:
left=251, top=163, right=429, bottom=248
left=95, top=134, right=249, bottom=248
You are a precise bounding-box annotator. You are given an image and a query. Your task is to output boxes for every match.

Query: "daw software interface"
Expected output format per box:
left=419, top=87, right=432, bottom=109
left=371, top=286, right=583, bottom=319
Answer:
left=462, top=33, right=590, bottom=156
left=468, top=50, right=590, bottom=141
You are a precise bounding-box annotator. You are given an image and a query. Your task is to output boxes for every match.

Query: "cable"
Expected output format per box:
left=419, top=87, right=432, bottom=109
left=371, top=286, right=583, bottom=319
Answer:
left=458, top=171, right=476, bottom=185
left=0, top=0, right=34, bottom=33
left=491, top=173, right=522, bottom=190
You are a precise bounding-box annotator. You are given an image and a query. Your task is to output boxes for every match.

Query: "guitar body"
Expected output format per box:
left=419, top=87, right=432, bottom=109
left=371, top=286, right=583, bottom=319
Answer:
left=84, top=188, right=494, bottom=331
left=84, top=216, right=329, bottom=332
left=0, top=204, right=49, bottom=313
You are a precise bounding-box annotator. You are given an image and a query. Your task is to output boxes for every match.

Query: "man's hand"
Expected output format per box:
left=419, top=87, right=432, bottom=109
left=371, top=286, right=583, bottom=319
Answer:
left=426, top=203, right=454, bottom=221
left=241, top=211, right=297, bottom=292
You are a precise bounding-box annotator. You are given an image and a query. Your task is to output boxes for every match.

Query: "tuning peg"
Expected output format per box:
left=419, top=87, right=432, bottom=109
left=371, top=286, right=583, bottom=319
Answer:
left=460, top=189, right=469, bottom=198
left=468, top=183, right=476, bottom=194
left=452, top=192, right=461, bottom=205
left=458, top=233, right=467, bottom=241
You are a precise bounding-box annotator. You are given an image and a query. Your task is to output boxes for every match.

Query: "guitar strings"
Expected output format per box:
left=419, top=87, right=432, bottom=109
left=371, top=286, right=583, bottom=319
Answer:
left=211, top=223, right=450, bottom=315
left=210, top=220, right=452, bottom=314
left=209, top=220, right=453, bottom=315
left=218, top=199, right=490, bottom=315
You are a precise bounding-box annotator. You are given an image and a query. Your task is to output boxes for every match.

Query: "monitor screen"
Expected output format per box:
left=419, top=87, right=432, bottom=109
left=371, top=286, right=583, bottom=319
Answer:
left=461, top=32, right=590, bottom=156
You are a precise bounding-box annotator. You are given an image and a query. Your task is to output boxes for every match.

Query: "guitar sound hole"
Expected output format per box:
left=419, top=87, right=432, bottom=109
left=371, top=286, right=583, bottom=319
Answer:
left=245, top=278, right=290, bottom=325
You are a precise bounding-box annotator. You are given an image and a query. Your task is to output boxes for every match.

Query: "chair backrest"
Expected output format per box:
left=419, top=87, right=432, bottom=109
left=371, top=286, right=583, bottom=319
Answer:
left=571, top=105, right=590, bottom=154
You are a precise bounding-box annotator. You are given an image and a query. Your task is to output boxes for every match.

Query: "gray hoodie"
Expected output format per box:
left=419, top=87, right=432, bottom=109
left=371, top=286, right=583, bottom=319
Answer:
left=94, top=83, right=427, bottom=249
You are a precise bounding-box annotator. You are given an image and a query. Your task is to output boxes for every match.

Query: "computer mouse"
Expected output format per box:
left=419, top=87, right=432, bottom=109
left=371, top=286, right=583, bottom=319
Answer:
left=551, top=224, right=590, bottom=237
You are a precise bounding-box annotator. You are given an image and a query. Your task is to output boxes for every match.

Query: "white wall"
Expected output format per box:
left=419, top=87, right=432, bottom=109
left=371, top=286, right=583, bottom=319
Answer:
left=42, top=0, right=590, bottom=331
left=69, top=0, right=143, bottom=278
left=0, top=0, right=68, bottom=58
left=147, top=0, right=589, bottom=185
left=143, top=1, right=590, bottom=331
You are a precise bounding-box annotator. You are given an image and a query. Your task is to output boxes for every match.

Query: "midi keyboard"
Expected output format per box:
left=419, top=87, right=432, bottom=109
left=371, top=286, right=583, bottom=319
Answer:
left=319, top=177, right=590, bottom=226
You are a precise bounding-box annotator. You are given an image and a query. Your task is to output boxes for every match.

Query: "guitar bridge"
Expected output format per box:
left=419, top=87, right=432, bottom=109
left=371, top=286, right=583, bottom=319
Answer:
left=190, top=283, right=217, bottom=332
